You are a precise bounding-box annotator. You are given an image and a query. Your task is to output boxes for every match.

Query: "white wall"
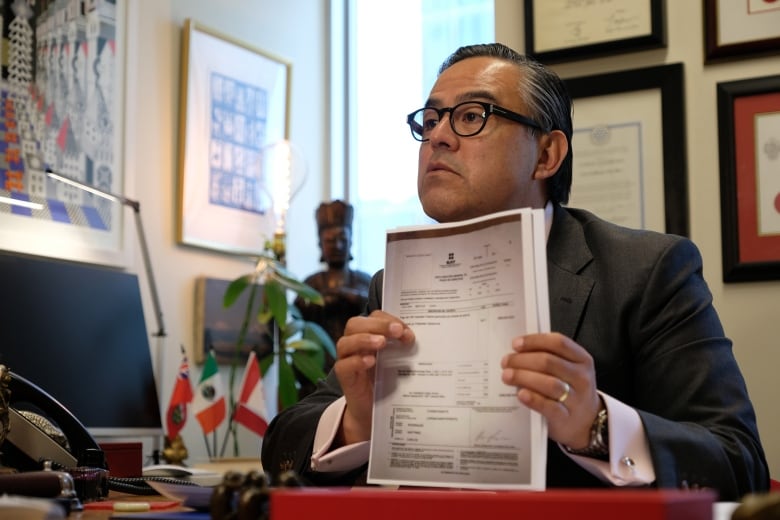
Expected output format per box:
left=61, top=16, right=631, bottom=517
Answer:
left=121, top=0, right=328, bottom=464
left=496, top=1, right=780, bottom=480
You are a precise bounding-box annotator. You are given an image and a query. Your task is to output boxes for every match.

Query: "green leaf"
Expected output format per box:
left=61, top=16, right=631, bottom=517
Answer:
left=302, top=321, right=337, bottom=358
left=291, top=349, right=327, bottom=384
left=223, top=275, right=252, bottom=307
left=264, top=280, right=288, bottom=326
left=278, top=354, right=298, bottom=409
left=258, top=352, right=274, bottom=376
left=286, top=338, right=322, bottom=353
left=281, top=319, right=303, bottom=342
left=273, top=270, right=323, bottom=305
left=258, top=308, right=273, bottom=324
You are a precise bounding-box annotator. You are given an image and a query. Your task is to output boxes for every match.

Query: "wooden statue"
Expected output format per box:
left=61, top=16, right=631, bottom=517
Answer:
left=294, top=200, right=372, bottom=373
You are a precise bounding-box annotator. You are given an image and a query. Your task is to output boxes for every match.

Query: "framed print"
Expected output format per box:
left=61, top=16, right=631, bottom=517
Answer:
left=177, top=19, right=291, bottom=255
left=564, top=63, right=688, bottom=237
left=524, top=0, right=666, bottom=63
left=0, top=0, right=130, bottom=267
left=194, top=276, right=272, bottom=364
left=717, top=75, right=780, bottom=283
left=704, top=0, right=780, bottom=63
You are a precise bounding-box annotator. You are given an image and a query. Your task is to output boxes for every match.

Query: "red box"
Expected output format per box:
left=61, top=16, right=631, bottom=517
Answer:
left=99, top=442, right=143, bottom=477
left=270, top=488, right=715, bottom=520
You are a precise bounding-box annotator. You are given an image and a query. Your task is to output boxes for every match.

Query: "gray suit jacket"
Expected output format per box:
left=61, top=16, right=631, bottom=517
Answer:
left=261, top=205, right=768, bottom=500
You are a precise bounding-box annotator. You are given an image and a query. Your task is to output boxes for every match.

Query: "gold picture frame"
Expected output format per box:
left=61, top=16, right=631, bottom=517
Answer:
left=177, top=19, right=291, bottom=255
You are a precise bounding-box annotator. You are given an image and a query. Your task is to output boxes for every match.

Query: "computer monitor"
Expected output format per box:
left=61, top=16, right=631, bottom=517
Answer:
left=0, top=252, right=163, bottom=437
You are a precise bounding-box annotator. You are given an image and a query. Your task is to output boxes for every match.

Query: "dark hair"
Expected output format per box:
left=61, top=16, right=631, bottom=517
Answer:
left=439, top=43, right=573, bottom=205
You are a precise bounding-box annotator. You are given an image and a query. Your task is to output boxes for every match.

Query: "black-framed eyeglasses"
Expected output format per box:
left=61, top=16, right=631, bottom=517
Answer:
left=406, top=101, right=545, bottom=142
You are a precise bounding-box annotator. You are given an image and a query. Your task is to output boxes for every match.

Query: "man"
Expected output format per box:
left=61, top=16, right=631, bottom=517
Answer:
left=261, top=43, right=768, bottom=500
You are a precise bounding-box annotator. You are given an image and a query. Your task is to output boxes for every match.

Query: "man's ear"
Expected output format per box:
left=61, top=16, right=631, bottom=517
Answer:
left=533, top=129, right=568, bottom=180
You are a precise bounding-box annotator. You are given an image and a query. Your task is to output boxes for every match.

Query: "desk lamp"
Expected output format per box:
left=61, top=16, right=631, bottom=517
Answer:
left=0, top=195, right=44, bottom=211
left=46, top=169, right=166, bottom=338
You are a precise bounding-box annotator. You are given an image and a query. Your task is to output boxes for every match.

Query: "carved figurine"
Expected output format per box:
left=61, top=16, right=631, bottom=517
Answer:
left=294, top=200, right=372, bottom=373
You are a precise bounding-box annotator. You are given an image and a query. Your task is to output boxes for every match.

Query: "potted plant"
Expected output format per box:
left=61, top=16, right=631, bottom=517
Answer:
left=220, top=244, right=335, bottom=455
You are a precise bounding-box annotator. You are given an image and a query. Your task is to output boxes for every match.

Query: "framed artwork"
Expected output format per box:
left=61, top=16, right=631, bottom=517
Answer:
left=177, top=19, right=291, bottom=255
left=0, top=0, right=130, bottom=266
left=717, top=75, right=780, bottom=283
left=704, top=0, right=780, bottom=63
left=524, top=0, right=666, bottom=63
left=194, top=276, right=272, bottom=365
left=564, top=63, right=688, bottom=237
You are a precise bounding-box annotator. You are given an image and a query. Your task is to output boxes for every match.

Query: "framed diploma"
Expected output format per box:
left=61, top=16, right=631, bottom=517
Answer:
left=524, top=0, right=666, bottom=63
left=563, top=63, right=688, bottom=237
left=717, top=75, right=780, bottom=283
left=704, top=0, right=780, bottom=63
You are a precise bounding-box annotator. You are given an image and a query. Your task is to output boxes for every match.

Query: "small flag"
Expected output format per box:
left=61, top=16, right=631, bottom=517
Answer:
left=192, top=349, right=226, bottom=434
left=233, top=351, right=269, bottom=436
left=165, top=349, right=193, bottom=441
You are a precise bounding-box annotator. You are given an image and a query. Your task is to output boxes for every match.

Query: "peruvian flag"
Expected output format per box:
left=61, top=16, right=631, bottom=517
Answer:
left=193, top=350, right=226, bottom=434
left=165, top=349, right=194, bottom=441
left=233, top=351, right=269, bottom=436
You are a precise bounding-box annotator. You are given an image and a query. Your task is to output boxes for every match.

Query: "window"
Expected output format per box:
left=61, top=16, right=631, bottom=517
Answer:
left=338, top=0, right=495, bottom=275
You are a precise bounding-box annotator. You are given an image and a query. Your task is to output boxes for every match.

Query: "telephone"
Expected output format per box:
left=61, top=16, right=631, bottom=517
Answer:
left=1, top=370, right=106, bottom=473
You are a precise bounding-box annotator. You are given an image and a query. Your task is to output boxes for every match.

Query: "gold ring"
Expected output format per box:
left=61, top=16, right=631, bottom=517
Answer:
left=557, top=381, right=571, bottom=403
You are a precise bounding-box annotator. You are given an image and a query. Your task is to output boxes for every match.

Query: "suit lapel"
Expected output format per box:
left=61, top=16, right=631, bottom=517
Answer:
left=546, top=206, right=594, bottom=339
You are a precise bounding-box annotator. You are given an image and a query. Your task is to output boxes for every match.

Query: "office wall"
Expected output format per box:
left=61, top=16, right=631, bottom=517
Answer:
left=495, top=1, right=780, bottom=480
left=122, top=0, right=328, bottom=463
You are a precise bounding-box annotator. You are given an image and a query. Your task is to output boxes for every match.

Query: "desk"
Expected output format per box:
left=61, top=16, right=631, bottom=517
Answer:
left=70, top=490, right=744, bottom=520
left=270, top=488, right=717, bottom=520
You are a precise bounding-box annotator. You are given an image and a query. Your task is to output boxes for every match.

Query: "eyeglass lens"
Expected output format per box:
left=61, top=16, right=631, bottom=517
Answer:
left=410, top=102, right=489, bottom=140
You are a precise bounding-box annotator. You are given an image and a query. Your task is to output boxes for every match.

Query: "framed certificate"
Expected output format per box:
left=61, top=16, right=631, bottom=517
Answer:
left=524, top=0, right=666, bottom=63
left=717, top=75, right=780, bottom=283
left=705, top=0, right=780, bottom=63
left=564, top=64, right=688, bottom=237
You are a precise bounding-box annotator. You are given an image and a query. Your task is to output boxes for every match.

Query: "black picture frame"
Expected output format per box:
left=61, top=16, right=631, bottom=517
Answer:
left=524, top=0, right=666, bottom=63
left=564, top=63, right=688, bottom=237
left=704, top=0, right=780, bottom=63
left=717, top=75, right=780, bottom=283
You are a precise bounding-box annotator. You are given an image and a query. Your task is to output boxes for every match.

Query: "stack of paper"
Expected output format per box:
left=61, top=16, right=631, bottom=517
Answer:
left=368, top=208, right=550, bottom=490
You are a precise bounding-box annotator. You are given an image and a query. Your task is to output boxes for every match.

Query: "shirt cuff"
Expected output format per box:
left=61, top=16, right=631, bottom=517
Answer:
left=559, top=392, right=656, bottom=486
left=310, top=396, right=370, bottom=473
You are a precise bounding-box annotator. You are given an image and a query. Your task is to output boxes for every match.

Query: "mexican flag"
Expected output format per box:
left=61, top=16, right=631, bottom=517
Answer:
left=193, top=350, right=226, bottom=434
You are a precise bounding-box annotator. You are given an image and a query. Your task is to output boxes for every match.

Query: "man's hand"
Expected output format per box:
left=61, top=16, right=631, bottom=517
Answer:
left=500, top=332, right=602, bottom=449
left=333, top=310, right=415, bottom=446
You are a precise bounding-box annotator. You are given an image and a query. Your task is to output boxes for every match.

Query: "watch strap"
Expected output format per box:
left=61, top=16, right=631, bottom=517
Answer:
left=564, top=407, right=609, bottom=459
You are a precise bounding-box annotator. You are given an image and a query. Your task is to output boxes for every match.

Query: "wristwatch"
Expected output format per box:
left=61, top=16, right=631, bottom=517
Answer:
left=564, top=407, right=609, bottom=459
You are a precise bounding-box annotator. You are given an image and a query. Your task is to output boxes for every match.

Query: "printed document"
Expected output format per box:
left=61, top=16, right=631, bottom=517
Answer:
left=367, top=208, right=550, bottom=490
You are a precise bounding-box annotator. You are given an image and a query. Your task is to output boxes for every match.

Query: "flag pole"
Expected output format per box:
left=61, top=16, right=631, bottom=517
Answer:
left=218, top=408, right=236, bottom=458
left=203, top=433, right=212, bottom=460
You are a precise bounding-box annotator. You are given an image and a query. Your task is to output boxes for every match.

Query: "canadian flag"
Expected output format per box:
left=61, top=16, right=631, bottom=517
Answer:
left=233, top=351, right=269, bottom=436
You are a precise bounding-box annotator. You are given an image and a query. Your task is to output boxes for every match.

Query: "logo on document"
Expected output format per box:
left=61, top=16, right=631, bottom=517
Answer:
left=441, top=252, right=460, bottom=268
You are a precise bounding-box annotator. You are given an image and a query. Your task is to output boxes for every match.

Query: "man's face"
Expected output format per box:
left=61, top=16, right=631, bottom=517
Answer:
left=417, top=56, right=548, bottom=223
